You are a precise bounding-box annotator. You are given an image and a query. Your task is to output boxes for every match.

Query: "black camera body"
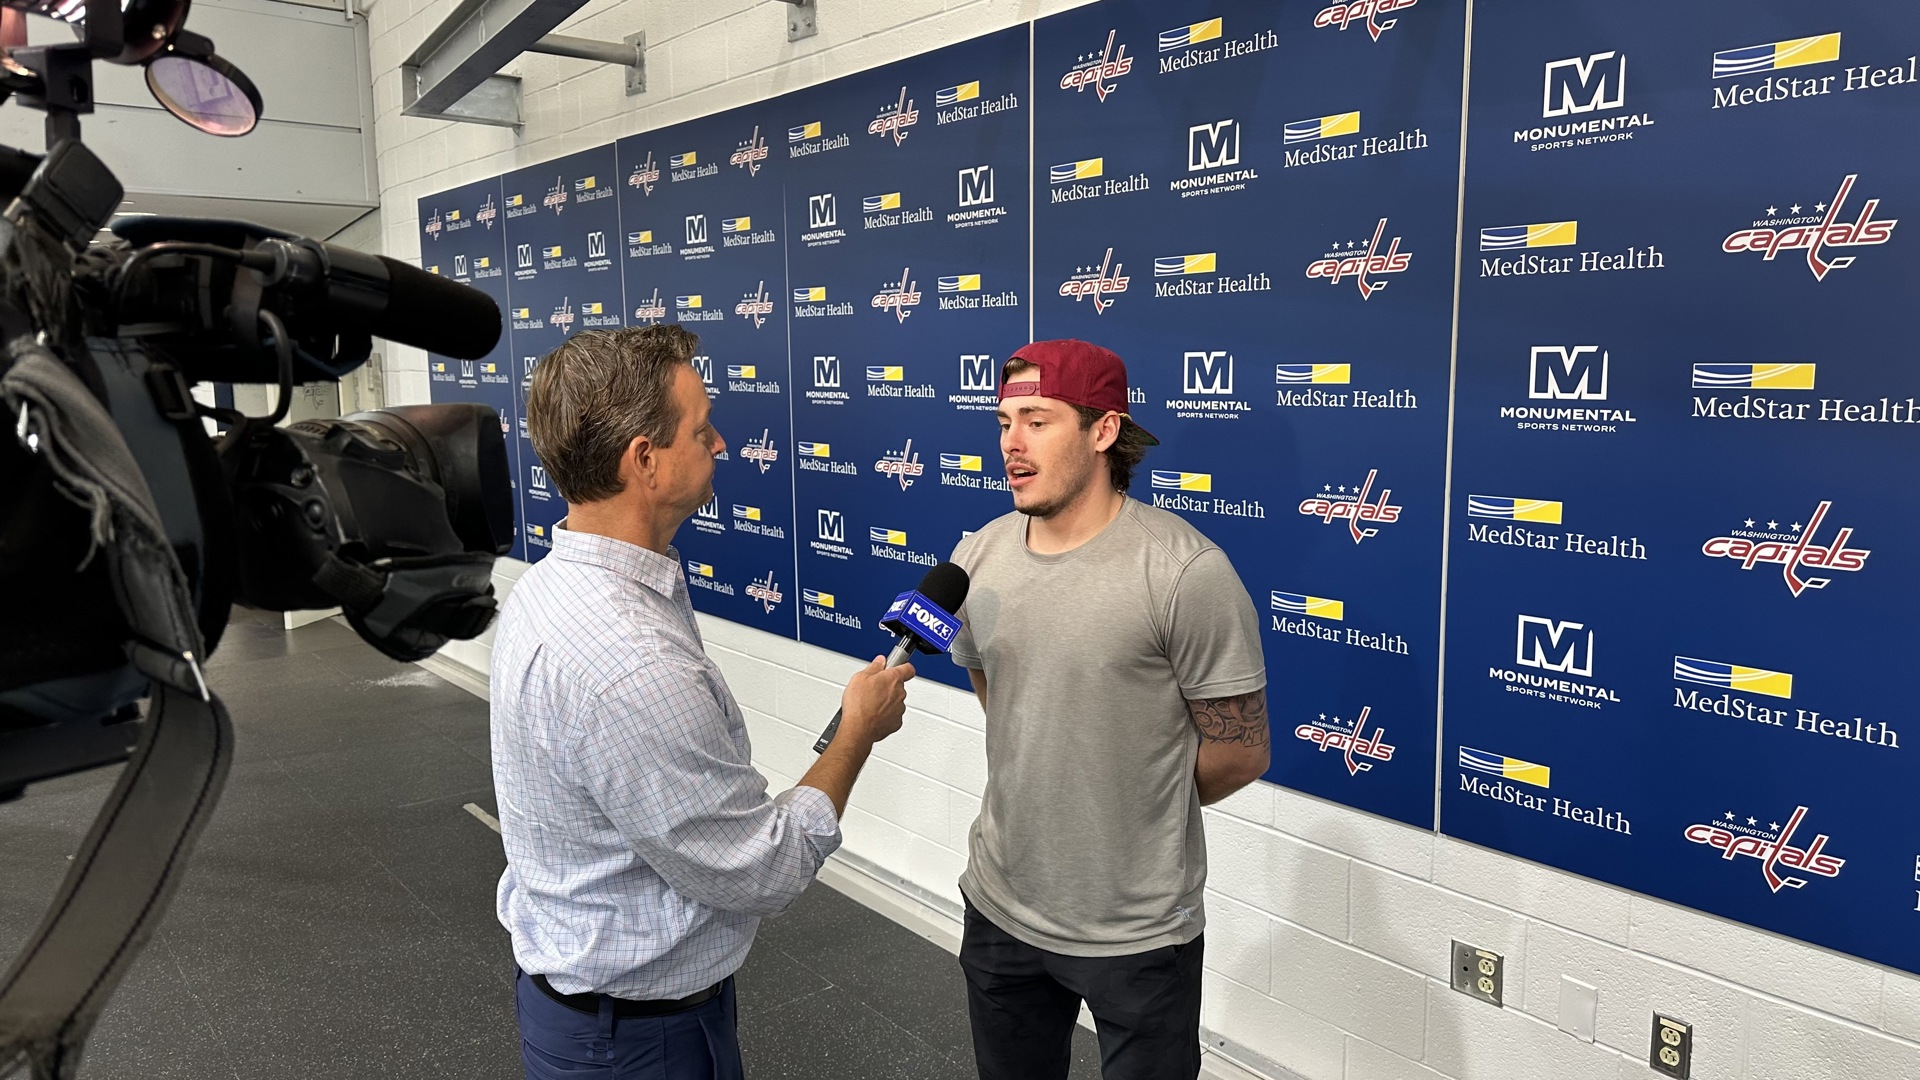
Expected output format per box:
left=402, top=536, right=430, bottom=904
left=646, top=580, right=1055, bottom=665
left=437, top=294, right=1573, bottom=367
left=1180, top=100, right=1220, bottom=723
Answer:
left=0, top=8, right=513, bottom=1073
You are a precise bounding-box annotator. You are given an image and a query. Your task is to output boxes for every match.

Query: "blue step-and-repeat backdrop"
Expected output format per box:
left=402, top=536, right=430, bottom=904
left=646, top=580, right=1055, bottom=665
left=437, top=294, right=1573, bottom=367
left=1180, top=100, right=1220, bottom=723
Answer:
left=419, top=0, right=1920, bottom=973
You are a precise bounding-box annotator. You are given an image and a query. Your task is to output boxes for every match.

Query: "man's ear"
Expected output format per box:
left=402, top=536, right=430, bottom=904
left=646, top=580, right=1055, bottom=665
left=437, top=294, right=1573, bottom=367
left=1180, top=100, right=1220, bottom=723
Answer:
left=1092, top=411, right=1122, bottom=453
left=624, top=434, right=656, bottom=488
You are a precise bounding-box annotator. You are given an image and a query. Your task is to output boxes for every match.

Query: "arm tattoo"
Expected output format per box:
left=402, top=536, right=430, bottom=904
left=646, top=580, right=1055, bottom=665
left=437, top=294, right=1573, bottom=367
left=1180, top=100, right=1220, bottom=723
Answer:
left=1188, top=691, right=1270, bottom=748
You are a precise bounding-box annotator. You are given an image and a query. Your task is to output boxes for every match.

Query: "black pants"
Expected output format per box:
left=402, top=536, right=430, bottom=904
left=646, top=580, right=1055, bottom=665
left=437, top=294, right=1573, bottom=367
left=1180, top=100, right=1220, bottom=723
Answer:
left=958, top=899, right=1204, bottom=1080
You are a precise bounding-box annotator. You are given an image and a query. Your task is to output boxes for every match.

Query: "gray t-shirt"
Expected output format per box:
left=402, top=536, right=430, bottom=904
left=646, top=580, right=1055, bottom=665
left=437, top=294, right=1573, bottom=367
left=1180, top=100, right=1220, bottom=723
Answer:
left=948, top=498, right=1266, bottom=957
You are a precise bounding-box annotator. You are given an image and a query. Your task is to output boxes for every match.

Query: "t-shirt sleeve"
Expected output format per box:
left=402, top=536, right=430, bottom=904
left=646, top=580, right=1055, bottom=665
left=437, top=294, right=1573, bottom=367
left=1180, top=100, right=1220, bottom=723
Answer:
left=947, top=531, right=983, bottom=669
left=1165, top=546, right=1267, bottom=700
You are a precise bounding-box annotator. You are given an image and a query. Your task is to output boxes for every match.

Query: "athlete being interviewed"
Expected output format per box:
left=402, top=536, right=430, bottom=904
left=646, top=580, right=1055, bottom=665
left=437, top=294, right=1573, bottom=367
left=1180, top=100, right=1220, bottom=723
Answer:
left=946, top=339, right=1270, bottom=1080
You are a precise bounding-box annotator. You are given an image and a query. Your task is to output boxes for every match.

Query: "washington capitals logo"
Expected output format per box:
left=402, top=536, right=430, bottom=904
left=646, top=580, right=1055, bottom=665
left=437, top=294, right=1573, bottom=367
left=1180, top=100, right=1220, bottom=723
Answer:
left=1305, top=218, right=1410, bottom=299
left=544, top=176, right=568, bottom=213
left=1684, top=805, right=1845, bottom=893
left=424, top=210, right=443, bottom=241
left=627, top=151, right=661, bottom=195
left=874, top=439, right=925, bottom=490
left=1314, top=0, right=1416, bottom=41
left=747, top=571, right=784, bottom=613
left=1294, top=706, right=1395, bottom=776
left=735, top=281, right=773, bottom=328
left=1061, top=30, right=1134, bottom=102
left=730, top=127, right=769, bottom=176
left=633, top=288, right=666, bottom=324
left=868, top=87, right=919, bottom=147
left=476, top=194, right=498, bottom=228
left=1723, top=175, right=1896, bottom=281
left=1059, top=248, right=1130, bottom=314
left=1701, top=501, right=1869, bottom=596
left=549, top=298, right=575, bottom=332
left=740, top=429, right=780, bottom=474
left=871, top=268, right=921, bottom=323
left=1298, top=470, right=1402, bottom=543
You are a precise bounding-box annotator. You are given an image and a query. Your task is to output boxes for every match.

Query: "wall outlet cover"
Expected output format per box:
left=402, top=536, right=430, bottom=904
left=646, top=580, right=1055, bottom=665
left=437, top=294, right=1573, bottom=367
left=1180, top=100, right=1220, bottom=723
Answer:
left=1651, top=1013, right=1692, bottom=1078
left=1450, top=940, right=1503, bottom=1007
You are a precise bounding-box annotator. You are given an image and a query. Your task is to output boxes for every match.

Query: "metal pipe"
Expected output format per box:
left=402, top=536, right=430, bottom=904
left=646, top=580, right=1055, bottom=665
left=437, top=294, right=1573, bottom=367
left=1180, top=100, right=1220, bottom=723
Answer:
left=526, top=33, right=639, bottom=67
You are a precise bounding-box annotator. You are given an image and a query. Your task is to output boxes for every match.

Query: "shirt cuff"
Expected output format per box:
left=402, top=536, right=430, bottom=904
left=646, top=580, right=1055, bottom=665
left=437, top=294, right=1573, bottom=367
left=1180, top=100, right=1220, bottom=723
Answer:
left=777, top=784, right=843, bottom=861
left=949, top=648, right=981, bottom=669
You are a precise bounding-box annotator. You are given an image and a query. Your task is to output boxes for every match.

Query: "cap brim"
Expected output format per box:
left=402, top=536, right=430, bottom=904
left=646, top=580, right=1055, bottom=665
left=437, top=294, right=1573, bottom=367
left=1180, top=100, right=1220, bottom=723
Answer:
left=1121, top=415, right=1160, bottom=446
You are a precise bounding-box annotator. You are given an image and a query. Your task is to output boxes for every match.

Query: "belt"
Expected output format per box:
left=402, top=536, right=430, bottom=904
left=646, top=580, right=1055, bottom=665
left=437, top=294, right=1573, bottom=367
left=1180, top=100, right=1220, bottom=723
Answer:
left=529, top=972, right=724, bottom=1018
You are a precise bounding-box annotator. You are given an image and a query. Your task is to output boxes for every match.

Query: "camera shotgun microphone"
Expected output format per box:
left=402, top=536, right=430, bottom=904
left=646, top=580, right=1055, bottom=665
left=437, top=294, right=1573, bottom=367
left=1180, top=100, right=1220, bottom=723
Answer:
left=249, top=237, right=503, bottom=360
left=814, top=562, right=970, bottom=753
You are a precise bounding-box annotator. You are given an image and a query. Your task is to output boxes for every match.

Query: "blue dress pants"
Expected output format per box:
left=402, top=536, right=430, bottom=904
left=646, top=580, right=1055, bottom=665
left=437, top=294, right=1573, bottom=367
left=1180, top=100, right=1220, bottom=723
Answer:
left=513, top=968, right=744, bottom=1080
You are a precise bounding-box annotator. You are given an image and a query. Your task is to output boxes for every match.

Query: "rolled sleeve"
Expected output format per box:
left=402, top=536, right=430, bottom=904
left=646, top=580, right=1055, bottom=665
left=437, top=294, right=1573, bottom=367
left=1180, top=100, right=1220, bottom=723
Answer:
left=577, top=659, right=838, bottom=918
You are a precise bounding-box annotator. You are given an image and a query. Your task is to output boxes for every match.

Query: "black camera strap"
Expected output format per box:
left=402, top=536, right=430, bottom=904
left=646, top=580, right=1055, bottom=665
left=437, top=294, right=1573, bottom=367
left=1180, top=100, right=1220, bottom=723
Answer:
left=0, top=683, right=232, bottom=1080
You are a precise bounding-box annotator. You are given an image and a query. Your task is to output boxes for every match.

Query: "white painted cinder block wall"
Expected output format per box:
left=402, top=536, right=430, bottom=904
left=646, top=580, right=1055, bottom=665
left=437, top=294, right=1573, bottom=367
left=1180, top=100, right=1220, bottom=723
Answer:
left=363, top=1, right=1920, bottom=1076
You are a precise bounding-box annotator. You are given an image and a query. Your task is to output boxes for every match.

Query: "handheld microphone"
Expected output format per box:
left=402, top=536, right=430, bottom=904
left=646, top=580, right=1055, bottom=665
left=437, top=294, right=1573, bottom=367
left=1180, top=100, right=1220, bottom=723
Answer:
left=814, top=562, right=970, bottom=753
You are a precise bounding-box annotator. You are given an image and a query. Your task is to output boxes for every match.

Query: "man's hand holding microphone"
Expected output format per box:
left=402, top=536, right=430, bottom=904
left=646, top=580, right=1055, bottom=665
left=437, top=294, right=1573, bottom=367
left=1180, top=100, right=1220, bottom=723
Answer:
left=798, top=562, right=971, bottom=815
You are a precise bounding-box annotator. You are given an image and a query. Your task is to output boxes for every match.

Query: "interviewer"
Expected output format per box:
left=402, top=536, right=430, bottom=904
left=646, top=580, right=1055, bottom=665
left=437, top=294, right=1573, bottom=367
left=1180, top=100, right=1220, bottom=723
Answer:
left=491, top=325, right=914, bottom=1080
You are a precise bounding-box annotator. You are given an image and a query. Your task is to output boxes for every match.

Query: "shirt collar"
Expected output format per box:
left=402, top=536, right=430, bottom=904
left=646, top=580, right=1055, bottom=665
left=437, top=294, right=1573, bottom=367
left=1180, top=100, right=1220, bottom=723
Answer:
left=551, top=520, right=682, bottom=599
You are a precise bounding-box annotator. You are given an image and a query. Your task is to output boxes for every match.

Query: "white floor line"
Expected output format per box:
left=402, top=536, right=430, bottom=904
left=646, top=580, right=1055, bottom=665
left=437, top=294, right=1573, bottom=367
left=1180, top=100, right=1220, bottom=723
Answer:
left=464, top=802, right=502, bottom=834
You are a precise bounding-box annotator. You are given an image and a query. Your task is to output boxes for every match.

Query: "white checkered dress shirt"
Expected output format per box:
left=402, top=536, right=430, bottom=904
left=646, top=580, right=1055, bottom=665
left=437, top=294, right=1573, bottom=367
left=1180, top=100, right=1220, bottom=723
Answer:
left=491, top=524, right=841, bottom=999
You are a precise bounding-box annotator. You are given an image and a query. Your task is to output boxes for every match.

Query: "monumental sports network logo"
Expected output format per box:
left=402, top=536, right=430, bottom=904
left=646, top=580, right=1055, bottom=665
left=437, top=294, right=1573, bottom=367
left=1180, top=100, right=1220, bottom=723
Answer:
left=633, top=288, right=666, bottom=324
left=869, top=87, right=919, bottom=146
left=1683, top=805, right=1845, bottom=893
left=1488, top=614, right=1620, bottom=708
left=739, top=429, right=780, bottom=474
left=874, top=439, right=925, bottom=490
left=1059, top=248, right=1130, bottom=313
left=871, top=269, right=922, bottom=323
left=691, top=496, right=723, bottom=536
left=1313, top=0, right=1416, bottom=41
left=544, top=176, right=568, bottom=213
left=730, top=126, right=769, bottom=176
left=1061, top=29, right=1134, bottom=101
left=746, top=571, right=784, bottom=613
left=627, top=151, right=660, bottom=195
left=1294, top=705, right=1395, bottom=776
left=1673, top=656, right=1794, bottom=699
left=1298, top=470, right=1402, bottom=543
left=1722, top=175, right=1897, bottom=281
left=1304, top=218, right=1411, bottom=299
left=735, top=282, right=774, bottom=328
left=1700, top=501, right=1869, bottom=596
left=1518, top=50, right=1655, bottom=152
left=424, top=210, right=442, bottom=241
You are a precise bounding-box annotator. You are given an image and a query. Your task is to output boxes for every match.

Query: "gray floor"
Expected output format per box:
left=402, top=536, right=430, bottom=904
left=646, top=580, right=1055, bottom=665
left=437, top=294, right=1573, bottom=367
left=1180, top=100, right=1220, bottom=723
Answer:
left=1, top=607, right=1103, bottom=1079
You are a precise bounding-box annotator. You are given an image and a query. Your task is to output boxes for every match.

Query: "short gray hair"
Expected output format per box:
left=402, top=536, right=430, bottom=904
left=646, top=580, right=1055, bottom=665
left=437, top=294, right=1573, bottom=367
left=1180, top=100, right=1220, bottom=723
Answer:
left=525, top=325, right=699, bottom=503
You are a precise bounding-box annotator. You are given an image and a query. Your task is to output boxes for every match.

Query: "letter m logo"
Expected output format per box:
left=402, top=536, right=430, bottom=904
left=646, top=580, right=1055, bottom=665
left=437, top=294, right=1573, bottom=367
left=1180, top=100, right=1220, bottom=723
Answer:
left=690, top=355, right=714, bottom=385
left=1515, top=615, right=1593, bottom=676
left=1184, top=351, right=1233, bottom=395
left=1529, top=345, right=1607, bottom=400
left=808, top=194, right=836, bottom=228
left=813, top=355, right=840, bottom=388
left=1188, top=119, right=1240, bottom=170
left=1543, top=52, right=1626, bottom=117
left=530, top=465, right=549, bottom=490
left=959, top=165, right=994, bottom=207
left=960, top=353, right=996, bottom=391
left=817, top=510, right=845, bottom=542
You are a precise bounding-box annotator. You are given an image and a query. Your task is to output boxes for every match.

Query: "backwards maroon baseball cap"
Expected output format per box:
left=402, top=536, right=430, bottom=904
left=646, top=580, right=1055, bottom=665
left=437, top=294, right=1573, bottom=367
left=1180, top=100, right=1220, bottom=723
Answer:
left=998, top=339, right=1159, bottom=445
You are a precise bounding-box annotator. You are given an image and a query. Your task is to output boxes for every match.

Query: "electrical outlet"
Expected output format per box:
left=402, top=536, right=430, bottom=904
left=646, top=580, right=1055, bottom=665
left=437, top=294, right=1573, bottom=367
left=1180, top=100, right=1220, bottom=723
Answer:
left=1650, top=1014, right=1692, bottom=1078
left=1450, top=940, right=1503, bottom=1007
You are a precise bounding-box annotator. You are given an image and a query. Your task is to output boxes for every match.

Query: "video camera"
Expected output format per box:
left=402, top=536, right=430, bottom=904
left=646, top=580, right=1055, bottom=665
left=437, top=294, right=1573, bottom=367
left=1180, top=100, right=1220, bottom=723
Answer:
left=0, top=0, right=512, bottom=1074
